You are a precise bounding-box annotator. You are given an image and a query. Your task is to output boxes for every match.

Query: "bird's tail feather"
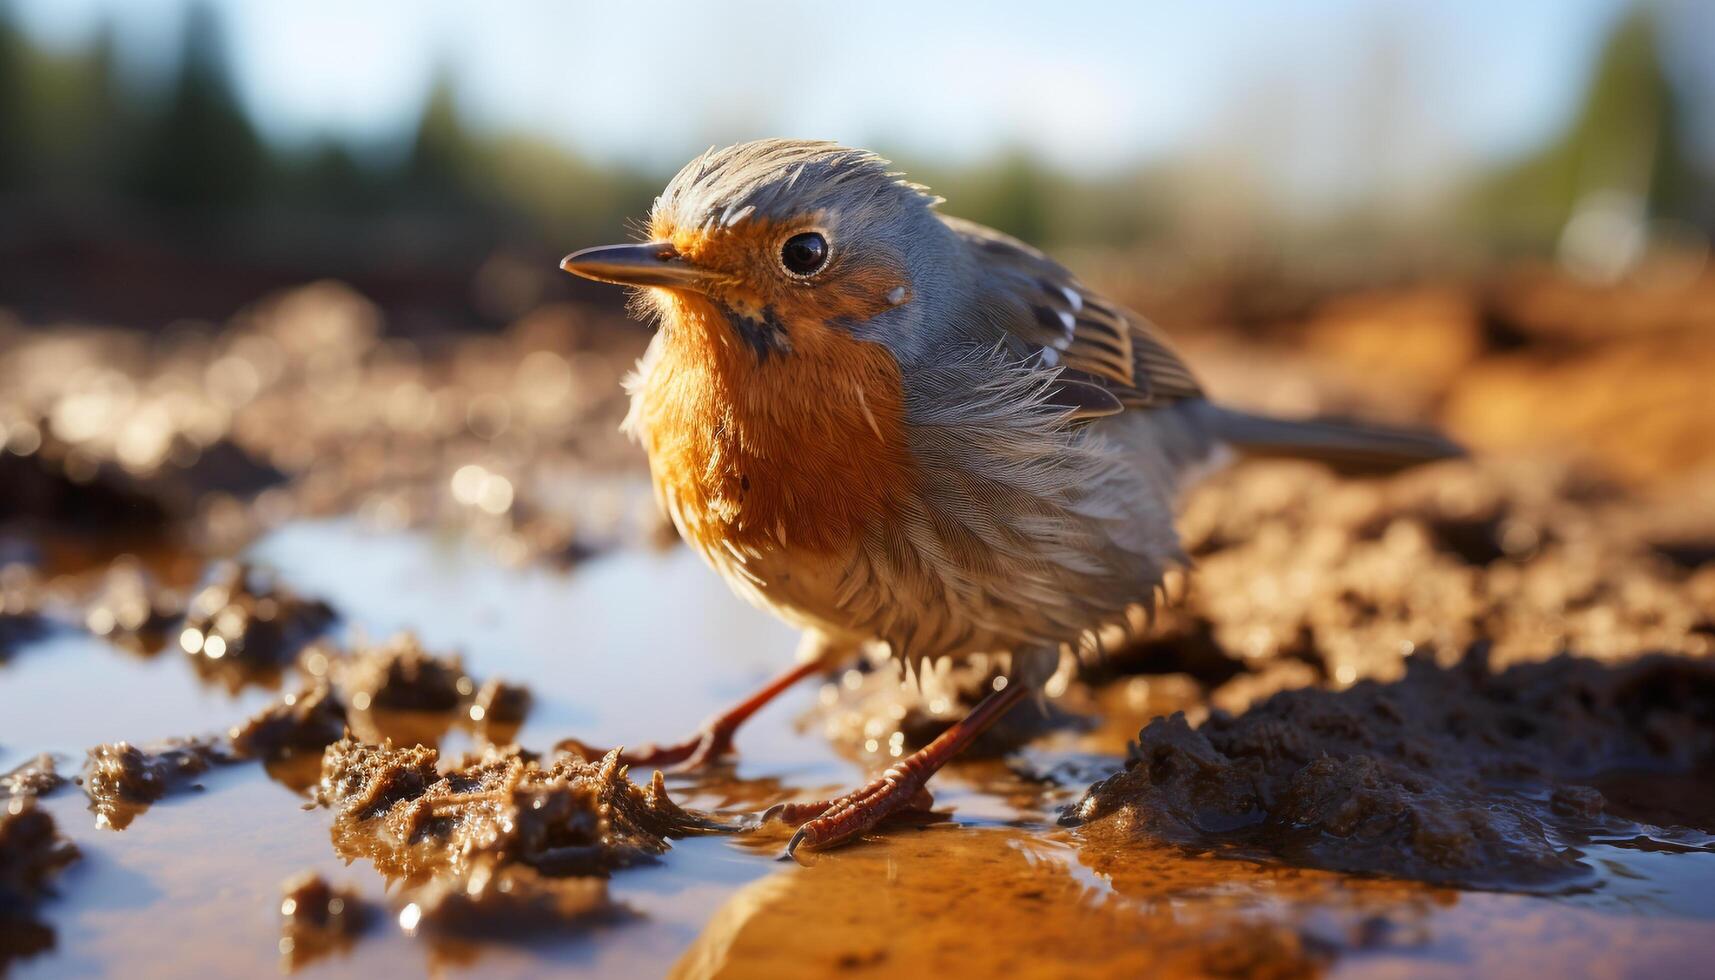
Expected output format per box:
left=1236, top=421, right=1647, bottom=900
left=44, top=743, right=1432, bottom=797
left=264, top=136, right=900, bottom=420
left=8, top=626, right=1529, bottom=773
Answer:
left=1197, top=403, right=1464, bottom=476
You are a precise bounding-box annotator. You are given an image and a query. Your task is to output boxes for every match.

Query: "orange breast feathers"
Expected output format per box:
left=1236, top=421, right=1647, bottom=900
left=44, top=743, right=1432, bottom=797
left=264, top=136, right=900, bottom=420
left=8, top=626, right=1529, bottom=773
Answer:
left=632, top=290, right=915, bottom=557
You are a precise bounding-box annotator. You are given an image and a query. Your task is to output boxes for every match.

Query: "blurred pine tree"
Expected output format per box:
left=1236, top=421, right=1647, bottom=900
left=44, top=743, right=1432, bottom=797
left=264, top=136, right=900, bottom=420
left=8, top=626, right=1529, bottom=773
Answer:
left=123, top=1, right=266, bottom=212
left=1473, top=7, right=1698, bottom=250
left=0, top=6, right=30, bottom=190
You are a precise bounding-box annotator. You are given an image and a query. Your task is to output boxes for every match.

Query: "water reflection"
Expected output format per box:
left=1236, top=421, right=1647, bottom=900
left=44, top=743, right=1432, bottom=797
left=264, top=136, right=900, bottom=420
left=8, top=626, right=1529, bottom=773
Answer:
left=2, top=521, right=1713, bottom=977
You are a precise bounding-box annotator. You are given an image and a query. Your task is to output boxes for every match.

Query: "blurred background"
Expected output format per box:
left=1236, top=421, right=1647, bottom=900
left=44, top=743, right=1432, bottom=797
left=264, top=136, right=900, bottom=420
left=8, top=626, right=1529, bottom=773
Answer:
left=2, top=0, right=1711, bottom=327
left=1, top=0, right=1712, bottom=563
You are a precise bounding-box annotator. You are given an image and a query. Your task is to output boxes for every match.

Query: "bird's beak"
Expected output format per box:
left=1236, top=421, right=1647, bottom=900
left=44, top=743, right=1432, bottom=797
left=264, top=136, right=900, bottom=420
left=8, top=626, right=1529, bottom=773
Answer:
left=559, top=241, right=712, bottom=291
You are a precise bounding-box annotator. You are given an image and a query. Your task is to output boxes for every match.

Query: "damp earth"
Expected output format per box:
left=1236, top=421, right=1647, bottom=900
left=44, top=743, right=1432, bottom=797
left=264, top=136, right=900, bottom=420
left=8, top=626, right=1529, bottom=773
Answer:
left=2, top=271, right=1713, bottom=977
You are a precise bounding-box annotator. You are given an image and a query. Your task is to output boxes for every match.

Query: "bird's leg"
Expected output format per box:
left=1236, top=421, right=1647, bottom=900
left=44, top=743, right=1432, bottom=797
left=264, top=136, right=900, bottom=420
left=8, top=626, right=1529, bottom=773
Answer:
left=767, top=679, right=1030, bottom=856
left=559, top=631, right=853, bottom=771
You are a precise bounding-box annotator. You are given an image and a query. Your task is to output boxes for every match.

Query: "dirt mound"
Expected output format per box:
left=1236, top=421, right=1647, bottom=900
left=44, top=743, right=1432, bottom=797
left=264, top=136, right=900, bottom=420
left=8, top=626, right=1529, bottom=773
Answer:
left=312, top=737, right=727, bottom=934
left=0, top=800, right=79, bottom=968
left=1066, top=650, right=1715, bottom=890
left=83, top=737, right=232, bottom=830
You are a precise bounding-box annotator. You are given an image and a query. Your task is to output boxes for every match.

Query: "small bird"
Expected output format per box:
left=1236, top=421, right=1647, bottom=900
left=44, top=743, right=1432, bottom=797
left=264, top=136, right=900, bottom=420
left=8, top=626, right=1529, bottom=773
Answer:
left=561, top=139, right=1459, bottom=855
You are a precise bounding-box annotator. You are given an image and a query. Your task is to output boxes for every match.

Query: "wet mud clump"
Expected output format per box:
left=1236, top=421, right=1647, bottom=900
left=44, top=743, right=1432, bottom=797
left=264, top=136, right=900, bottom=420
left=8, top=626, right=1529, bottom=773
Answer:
left=0, top=431, right=172, bottom=538
left=0, top=799, right=79, bottom=967
left=1067, top=650, right=1715, bottom=890
left=1, top=757, right=63, bottom=800
left=331, top=633, right=471, bottom=713
left=313, top=737, right=720, bottom=933
left=83, top=737, right=231, bottom=829
left=401, top=861, right=619, bottom=938
left=178, top=563, right=336, bottom=686
left=318, top=634, right=531, bottom=746
left=315, top=738, right=719, bottom=880
left=0, top=564, right=50, bottom=657
left=1156, top=459, right=1715, bottom=686
left=230, top=682, right=348, bottom=764
left=82, top=559, right=185, bottom=654
left=815, top=655, right=1086, bottom=762
left=278, top=872, right=370, bottom=970
left=468, top=678, right=531, bottom=729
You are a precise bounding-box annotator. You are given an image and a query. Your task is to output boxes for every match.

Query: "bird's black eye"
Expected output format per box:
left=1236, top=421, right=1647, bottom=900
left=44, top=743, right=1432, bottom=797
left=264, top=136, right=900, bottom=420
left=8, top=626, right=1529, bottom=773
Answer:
left=780, top=232, right=828, bottom=276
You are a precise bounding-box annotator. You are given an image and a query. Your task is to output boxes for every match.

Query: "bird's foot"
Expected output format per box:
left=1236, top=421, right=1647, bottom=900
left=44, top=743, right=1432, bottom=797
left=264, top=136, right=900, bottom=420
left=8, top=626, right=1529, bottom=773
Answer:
left=761, top=679, right=1030, bottom=857
left=557, top=722, right=735, bottom=772
left=556, top=659, right=827, bottom=773
left=764, top=763, right=938, bottom=857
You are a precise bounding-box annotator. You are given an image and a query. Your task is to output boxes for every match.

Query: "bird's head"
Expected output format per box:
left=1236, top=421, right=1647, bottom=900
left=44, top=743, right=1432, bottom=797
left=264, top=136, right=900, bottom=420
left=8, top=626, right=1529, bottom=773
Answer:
left=560, top=139, right=953, bottom=362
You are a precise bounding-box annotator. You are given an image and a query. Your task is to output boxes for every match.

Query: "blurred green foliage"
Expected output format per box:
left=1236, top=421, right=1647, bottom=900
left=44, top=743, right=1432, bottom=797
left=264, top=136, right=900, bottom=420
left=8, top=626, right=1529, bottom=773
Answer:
left=1472, top=6, right=1705, bottom=249
left=0, top=0, right=1708, bottom=260
left=0, top=1, right=663, bottom=239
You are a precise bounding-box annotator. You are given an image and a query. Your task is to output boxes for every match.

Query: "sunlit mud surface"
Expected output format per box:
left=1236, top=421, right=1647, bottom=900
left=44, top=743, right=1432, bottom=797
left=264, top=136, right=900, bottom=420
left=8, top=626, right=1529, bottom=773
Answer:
left=3, top=272, right=1714, bottom=977
left=1, top=525, right=1710, bottom=978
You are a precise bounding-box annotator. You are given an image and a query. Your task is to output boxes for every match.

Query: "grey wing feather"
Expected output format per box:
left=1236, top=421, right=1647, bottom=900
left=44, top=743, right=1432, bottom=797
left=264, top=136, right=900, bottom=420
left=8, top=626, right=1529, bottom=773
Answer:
left=1193, top=402, right=1465, bottom=474
left=940, top=214, right=1202, bottom=409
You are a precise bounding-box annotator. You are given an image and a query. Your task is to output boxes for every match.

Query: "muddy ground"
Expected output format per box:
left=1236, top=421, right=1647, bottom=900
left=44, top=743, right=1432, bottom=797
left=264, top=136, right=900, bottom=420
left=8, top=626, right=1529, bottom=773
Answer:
left=1, top=261, right=1712, bottom=977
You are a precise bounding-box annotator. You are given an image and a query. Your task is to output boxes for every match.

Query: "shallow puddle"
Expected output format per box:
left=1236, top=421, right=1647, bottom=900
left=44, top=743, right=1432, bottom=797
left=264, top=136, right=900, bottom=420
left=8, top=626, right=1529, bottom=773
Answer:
left=3, top=520, right=1713, bottom=977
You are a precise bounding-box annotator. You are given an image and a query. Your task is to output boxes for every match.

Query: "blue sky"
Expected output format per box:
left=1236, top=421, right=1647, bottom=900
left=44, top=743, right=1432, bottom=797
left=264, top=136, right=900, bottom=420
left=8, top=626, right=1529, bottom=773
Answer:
left=13, top=0, right=1638, bottom=181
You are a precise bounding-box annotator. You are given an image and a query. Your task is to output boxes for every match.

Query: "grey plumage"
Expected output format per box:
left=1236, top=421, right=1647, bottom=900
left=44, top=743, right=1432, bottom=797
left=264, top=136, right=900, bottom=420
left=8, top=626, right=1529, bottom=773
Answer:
left=1193, top=403, right=1465, bottom=475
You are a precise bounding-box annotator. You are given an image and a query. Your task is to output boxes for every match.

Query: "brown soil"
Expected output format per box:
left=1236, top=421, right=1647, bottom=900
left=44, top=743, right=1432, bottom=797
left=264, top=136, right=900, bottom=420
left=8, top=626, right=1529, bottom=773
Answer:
left=229, top=681, right=349, bottom=763
left=469, top=678, right=532, bottom=727
left=314, top=739, right=721, bottom=880
left=1067, top=651, right=1715, bottom=890
left=329, top=634, right=471, bottom=714
left=0, top=564, right=50, bottom=658
left=311, top=737, right=725, bottom=936
left=297, top=633, right=534, bottom=747
left=2, top=264, right=1712, bottom=974
left=0, top=799, right=79, bottom=968
left=82, top=737, right=231, bottom=830
left=812, top=655, right=1089, bottom=763
left=0, top=284, right=651, bottom=568
left=178, top=562, right=336, bottom=688
left=403, top=861, right=620, bottom=939
left=0, top=757, right=62, bottom=800
left=81, top=558, right=186, bottom=654
left=1159, top=457, right=1714, bottom=685
left=278, top=872, right=370, bottom=971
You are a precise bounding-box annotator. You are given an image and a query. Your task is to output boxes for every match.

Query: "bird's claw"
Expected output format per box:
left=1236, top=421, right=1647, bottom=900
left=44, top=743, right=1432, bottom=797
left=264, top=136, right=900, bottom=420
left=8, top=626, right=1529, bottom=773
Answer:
left=766, top=772, right=937, bottom=858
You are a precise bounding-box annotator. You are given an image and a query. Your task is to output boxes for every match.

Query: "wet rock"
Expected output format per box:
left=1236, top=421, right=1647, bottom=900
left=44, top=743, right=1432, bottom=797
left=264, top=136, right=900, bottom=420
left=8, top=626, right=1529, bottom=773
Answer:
left=278, top=872, right=369, bottom=970
left=229, top=682, right=348, bottom=763
left=177, top=563, right=336, bottom=684
left=1066, top=651, right=1715, bottom=891
left=83, top=737, right=230, bottom=830
left=0, top=798, right=79, bottom=969
left=313, top=737, right=722, bottom=883
left=0, top=757, right=62, bottom=800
